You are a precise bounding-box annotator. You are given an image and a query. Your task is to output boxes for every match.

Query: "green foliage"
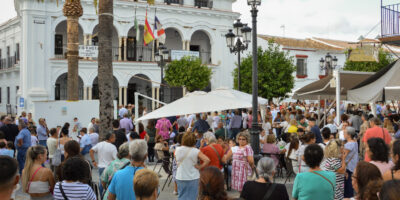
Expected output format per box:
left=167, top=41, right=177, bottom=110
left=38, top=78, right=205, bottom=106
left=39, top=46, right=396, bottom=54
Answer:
left=234, top=42, right=296, bottom=100
left=343, top=49, right=394, bottom=72
left=164, top=56, right=212, bottom=92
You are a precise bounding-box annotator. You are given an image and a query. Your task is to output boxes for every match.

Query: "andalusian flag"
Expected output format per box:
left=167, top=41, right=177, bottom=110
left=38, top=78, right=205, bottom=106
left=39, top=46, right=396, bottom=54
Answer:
left=143, top=11, right=155, bottom=45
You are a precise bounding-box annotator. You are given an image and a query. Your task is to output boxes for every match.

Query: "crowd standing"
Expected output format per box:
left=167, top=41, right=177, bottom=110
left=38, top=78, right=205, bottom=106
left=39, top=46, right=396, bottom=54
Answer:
left=1, top=101, right=400, bottom=200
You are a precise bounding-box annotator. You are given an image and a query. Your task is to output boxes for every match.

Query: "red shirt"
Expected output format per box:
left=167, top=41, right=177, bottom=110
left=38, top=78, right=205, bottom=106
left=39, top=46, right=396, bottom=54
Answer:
left=200, top=143, right=224, bottom=169
left=362, top=126, right=392, bottom=162
left=139, top=131, right=147, bottom=140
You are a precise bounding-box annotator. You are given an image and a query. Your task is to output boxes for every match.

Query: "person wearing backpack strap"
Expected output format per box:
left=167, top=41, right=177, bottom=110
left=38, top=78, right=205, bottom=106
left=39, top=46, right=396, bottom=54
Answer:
left=292, top=144, right=336, bottom=200
left=200, top=132, right=224, bottom=170
left=107, top=140, right=147, bottom=200
left=240, top=157, right=289, bottom=200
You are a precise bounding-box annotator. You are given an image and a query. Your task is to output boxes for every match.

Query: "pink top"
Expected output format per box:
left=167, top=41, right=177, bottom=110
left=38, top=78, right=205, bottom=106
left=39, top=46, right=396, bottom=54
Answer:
left=155, top=118, right=172, bottom=140
left=370, top=160, right=394, bottom=175
left=262, top=143, right=280, bottom=166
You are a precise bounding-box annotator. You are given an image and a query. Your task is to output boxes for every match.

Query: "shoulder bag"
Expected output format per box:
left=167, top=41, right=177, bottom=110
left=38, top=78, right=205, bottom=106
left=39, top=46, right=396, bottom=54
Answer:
left=59, top=183, right=69, bottom=200
left=177, top=147, right=192, bottom=168
left=263, top=183, right=277, bottom=200
left=210, top=144, right=223, bottom=168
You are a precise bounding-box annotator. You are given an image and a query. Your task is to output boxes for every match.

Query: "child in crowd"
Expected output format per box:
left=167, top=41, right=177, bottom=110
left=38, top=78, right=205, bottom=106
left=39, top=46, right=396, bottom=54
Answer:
left=30, top=129, right=38, bottom=146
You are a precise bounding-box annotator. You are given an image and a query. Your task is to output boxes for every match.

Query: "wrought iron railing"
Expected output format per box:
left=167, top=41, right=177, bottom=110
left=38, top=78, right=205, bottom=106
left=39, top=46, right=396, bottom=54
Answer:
left=195, top=0, right=210, bottom=8
left=164, top=0, right=183, bottom=5
left=0, top=56, right=17, bottom=70
left=381, top=2, right=400, bottom=37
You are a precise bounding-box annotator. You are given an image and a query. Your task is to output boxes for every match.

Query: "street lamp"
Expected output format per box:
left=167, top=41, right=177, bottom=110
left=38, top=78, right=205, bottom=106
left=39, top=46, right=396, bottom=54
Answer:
left=319, top=53, right=338, bottom=77
left=225, top=20, right=252, bottom=91
left=248, top=0, right=261, bottom=156
left=155, top=45, right=169, bottom=102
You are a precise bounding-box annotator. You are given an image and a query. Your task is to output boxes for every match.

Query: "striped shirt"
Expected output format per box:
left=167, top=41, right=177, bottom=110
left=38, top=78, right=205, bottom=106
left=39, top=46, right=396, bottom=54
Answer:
left=53, top=181, right=96, bottom=200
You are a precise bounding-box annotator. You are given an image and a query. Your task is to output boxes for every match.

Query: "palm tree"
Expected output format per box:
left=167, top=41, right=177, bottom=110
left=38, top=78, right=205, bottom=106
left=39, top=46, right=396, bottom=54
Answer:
left=97, top=0, right=114, bottom=138
left=63, top=0, right=83, bottom=101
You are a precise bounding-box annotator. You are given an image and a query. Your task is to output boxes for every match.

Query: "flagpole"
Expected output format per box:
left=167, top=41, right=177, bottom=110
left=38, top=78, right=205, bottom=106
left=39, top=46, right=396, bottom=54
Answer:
left=134, top=6, right=137, bottom=61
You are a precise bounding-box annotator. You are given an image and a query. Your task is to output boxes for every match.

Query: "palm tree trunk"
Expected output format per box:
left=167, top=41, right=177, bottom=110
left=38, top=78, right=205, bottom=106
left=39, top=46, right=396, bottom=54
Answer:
left=63, top=0, right=83, bottom=101
left=98, top=0, right=114, bottom=138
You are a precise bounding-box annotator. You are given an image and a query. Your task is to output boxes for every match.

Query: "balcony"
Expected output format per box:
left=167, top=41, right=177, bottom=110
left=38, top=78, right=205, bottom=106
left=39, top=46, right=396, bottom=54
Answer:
left=380, top=1, right=400, bottom=46
left=54, top=45, right=153, bottom=62
left=164, top=0, right=183, bottom=5
left=0, top=56, right=18, bottom=70
left=195, top=0, right=211, bottom=8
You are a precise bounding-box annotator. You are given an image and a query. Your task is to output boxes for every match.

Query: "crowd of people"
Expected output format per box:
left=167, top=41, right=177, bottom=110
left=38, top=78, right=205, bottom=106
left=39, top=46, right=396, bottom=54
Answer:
left=0, top=101, right=400, bottom=200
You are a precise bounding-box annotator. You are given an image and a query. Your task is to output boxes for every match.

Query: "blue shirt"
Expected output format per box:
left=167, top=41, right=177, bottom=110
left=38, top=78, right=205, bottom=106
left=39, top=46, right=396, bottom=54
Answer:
left=293, top=171, right=336, bottom=200
left=192, top=119, right=210, bottom=134
left=344, top=141, right=358, bottom=172
left=0, top=148, right=14, bottom=158
left=229, top=115, right=242, bottom=129
left=108, top=166, right=144, bottom=200
left=37, top=125, right=48, bottom=140
left=15, top=128, right=31, bottom=149
left=80, top=134, right=92, bottom=148
left=311, top=125, right=323, bottom=143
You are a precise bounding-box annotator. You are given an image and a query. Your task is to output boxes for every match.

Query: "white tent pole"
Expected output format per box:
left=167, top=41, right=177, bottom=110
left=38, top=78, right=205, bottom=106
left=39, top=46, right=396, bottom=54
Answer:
left=317, top=95, right=321, bottom=126
left=336, top=69, right=341, bottom=125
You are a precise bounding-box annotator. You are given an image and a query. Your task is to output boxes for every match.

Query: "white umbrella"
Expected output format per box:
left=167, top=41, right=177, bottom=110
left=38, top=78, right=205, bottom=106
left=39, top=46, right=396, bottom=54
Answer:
left=136, top=91, right=252, bottom=121
left=209, top=87, right=268, bottom=105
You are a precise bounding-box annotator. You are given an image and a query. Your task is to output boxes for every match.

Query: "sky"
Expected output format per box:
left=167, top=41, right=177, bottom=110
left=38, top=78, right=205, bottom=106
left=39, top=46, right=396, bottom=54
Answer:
left=0, top=0, right=383, bottom=41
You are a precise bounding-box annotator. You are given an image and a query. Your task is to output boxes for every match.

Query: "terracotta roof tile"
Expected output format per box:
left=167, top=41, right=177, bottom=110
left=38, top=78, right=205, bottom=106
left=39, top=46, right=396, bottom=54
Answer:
left=258, top=35, right=343, bottom=51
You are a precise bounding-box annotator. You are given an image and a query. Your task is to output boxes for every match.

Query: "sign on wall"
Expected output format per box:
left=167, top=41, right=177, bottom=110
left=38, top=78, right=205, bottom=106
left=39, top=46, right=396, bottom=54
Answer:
left=79, top=45, right=98, bottom=58
left=171, top=50, right=200, bottom=61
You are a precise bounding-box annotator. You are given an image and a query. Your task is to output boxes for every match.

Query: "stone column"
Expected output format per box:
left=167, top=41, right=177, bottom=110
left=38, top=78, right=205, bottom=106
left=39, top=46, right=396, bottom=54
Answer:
left=83, top=86, right=87, bottom=100
left=123, top=37, right=127, bottom=61
left=88, top=87, right=92, bottom=100
left=186, top=41, right=190, bottom=51
left=182, top=40, right=186, bottom=50
left=118, top=37, right=123, bottom=61
left=118, top=87, right=122, bottom=106
left=123, top=87, right=127, bottom=106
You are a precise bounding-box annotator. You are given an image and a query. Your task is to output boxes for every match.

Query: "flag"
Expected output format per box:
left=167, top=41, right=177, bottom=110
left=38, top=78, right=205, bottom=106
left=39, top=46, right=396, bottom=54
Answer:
left=143, top=12, right=155, bottom=45
left=147, top=0, right=154, bottom=5
left=134, top=16, right=140, bottom=43
left=154, top=16, right=166, bottom=44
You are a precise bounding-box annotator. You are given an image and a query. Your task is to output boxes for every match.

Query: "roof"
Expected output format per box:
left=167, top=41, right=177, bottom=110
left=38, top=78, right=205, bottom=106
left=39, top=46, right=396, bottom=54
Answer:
left=293, top=71, right=374, bottom=100
left=258, top=35, right=343, bottom=51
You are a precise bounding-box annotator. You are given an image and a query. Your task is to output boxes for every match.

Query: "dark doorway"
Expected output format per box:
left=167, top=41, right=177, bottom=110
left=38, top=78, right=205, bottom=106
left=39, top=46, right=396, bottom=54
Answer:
left=55, top=34, right=63, bottom=55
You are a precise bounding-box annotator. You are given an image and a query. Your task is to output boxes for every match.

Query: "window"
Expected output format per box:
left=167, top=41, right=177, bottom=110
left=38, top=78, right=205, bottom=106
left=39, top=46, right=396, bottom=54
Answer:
left=296, top=55, right=308, bottom=78
left=16, top=43, right=20, bottom=61
left=0, top=87, right=2, bottom=104
left=7, top=87, right=10, bottom=104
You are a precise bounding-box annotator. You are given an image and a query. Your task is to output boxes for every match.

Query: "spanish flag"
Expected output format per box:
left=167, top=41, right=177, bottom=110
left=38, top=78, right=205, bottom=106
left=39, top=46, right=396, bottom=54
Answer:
left=143, top=11, right=155, bottom=45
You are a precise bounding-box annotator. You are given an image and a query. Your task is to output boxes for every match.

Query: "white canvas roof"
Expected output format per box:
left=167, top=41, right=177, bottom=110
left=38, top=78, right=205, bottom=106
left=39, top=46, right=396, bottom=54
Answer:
left=348, top=60, right=400, bottom=103
left=209, top=87, right=269, bottom=105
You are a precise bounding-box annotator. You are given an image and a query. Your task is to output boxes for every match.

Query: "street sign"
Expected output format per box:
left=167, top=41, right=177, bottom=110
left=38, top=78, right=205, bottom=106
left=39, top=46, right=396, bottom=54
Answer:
left=19, top=97, right=24, bottom=108
left=79, top=45, right=98, bottom=58
left=171, top=50, right=199, bottom=61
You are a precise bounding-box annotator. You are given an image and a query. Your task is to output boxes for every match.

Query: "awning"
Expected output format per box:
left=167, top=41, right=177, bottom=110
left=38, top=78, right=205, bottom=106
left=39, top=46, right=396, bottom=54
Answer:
left=136, top=91, right=252, bottom=121
left=293, top=71, right=374, bottom=100
left=208, top=87, right=268, bottom=105
left=348, top=60, right=400, bottom=103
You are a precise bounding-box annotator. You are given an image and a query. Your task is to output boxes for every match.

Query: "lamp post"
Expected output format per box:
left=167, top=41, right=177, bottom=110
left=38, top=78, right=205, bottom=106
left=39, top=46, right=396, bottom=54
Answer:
left=225, top=20, right=252, bottom=91
left=248, top=0, right=261, bottom=156
left=319, top=53, right=338, bottom=77
left=155, top=45, right=169, bottom=102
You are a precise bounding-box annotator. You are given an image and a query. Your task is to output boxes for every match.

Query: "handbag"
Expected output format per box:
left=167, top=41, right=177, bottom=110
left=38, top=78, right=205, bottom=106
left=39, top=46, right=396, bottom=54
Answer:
left=246, top=166, right=258, bottom=181
left=52, top=139, right=62, bottom=166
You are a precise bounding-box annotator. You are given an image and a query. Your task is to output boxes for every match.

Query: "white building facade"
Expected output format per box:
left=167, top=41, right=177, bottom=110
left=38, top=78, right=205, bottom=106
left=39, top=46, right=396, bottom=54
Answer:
left=0, top=0, right=240, bottom=115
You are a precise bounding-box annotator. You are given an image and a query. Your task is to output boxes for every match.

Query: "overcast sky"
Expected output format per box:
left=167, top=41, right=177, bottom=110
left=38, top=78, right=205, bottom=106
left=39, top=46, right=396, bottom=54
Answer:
left=0, top=0, right=382, bottom=41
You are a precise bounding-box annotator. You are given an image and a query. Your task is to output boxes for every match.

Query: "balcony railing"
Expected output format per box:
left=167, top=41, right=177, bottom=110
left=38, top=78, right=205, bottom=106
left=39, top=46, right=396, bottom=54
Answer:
left=54, top=45, right=153, bottom=62
left=0, top=56, right=18, bottom=70
left=381, top=3, right=400, bottom=37
left=164, top=0, right=183, bottom=5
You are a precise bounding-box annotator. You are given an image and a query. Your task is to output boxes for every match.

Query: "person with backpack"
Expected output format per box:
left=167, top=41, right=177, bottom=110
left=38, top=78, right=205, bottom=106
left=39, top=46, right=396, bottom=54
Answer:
left=100, top=142, right=130, bottom=200
left=107, top=140, right=147, bottom=200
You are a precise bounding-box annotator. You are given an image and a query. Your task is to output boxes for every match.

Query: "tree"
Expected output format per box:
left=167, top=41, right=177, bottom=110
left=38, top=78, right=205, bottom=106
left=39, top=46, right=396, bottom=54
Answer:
left=97, top=0, right=114, bottom=138
left=164, top=56, right=212, bottom=92
left=343, top=49, right=394, bottom=72
left=63, top=0, right=83, bottom=101
left=234, top=43, right=296, bottom=100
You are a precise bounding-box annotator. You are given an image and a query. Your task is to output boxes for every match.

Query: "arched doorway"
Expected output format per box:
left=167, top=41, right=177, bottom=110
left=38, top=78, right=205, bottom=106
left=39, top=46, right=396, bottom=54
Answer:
left=54, top=73, right=84, bottom=100
left=165, top=28, right=183, bottom=50
left=92, top=25, right=119, bottom=60
left=54, top=20, right=84, bottom=58
left=127, top=74, right=152, bottom=112
left=127, top=25, right=153, bottom=61
left=190, top=30, right=211, bottom=64
left=92, top=76, right=119, bottom=101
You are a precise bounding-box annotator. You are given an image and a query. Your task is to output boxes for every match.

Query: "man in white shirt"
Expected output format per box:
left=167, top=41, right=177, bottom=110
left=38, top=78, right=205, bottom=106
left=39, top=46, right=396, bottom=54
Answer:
left=87, top=118, right=95, bottom=131
left=89, top=133, right=117, bottom=196
left=88, top=127, right=99, bottom=146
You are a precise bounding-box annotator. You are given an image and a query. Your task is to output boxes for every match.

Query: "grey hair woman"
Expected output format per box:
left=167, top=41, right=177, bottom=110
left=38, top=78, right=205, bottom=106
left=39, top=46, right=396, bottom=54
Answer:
left=100, top=142, right=131, bottom=200
left=240, top=157, right=289, bottom=200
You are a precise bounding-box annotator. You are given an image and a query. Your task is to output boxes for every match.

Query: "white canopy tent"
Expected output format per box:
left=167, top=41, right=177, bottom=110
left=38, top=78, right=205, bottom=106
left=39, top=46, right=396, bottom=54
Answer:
left=348, top=60, right=400, bottom=103
left=136, top=91, right=253, bottom=121
left=208, top=87, right=268, bottom=105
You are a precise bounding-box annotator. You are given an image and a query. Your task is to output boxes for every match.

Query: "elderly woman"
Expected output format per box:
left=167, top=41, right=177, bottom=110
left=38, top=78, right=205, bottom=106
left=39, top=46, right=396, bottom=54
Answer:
left=175, top=132, right=210, bottom=200
left=133, top=169, right=159, bottom=200
left=240, top=157, right=289, bottom=200
left=100, top=142, right=131, bottom=200
left=107, top=139, right=147, bottom=200
left=321, top=140, right=346, bottom=200
left=292, top=144, right=336, bottom=200
left=223, top=131, right=255, bottom=192
left=200, top=132, right=224, bottom=170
